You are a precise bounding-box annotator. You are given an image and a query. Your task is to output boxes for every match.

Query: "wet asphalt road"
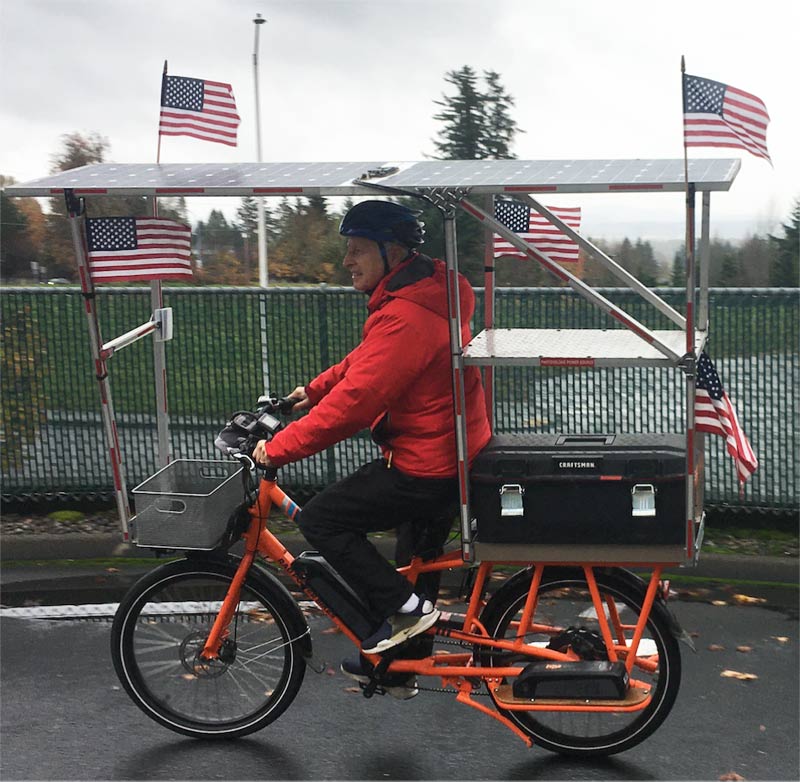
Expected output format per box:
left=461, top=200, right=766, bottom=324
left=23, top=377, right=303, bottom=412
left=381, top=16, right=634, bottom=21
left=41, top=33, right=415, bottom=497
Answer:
left=1, top=573, right=798, bottom=781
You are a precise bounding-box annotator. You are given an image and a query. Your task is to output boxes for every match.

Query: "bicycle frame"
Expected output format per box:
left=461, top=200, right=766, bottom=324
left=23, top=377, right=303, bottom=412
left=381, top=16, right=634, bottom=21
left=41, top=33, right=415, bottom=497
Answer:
left=201, top=473, right=670, bottom=746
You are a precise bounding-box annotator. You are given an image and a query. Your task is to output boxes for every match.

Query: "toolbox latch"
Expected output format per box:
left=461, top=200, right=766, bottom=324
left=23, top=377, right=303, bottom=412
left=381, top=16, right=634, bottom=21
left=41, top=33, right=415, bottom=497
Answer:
left=499, top=484, right=525, bottom=517
left=631, top=484, right=656, bottom=517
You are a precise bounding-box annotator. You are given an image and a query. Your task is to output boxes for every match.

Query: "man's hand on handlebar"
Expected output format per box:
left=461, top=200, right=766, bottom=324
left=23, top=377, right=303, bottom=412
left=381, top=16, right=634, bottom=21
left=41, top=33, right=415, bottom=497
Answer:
left=285, top=386, right=310, bottom=411
left=252, top=439, right=272, bottom=467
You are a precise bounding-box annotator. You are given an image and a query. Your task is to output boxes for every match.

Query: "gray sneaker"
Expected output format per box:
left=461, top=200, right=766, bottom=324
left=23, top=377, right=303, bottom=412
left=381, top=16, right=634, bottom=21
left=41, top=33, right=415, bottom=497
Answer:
left=361, top=600, right=440, bottom=654
left=340, top=656, right=418, bottom=700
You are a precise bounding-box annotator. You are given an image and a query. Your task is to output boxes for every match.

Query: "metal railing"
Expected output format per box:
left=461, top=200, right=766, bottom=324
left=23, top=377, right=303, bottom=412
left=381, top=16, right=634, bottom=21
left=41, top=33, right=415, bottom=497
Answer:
left=2, top=286, right=797, bottom=512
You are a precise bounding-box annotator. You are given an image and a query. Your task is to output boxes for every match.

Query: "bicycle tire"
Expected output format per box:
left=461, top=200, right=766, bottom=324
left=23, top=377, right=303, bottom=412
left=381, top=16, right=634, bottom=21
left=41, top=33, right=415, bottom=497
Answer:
left=478, top=567, right=681, bottom=756
left=111, top=557, right=308, bottom=739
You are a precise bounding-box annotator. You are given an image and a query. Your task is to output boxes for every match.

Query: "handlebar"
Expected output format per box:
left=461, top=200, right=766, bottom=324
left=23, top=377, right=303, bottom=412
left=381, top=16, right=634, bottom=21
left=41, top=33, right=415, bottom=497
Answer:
left=214, top=394, right=298, bottom=467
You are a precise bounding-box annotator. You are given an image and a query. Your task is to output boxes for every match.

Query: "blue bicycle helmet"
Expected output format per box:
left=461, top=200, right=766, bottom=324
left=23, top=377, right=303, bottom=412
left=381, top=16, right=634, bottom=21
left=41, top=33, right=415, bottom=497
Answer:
left=339, top=200, right=425, bottom=248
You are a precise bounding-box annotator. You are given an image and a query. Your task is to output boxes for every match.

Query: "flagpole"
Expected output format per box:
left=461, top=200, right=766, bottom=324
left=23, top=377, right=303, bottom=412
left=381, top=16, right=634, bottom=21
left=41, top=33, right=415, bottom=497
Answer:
left=151, top=59, right=170, bottom=468
left=253, top=13, right=272, bottom=397
left=157, top=61, right=167, bottom=164
left=681, top=55, right=699, bottom=559
left=253, top=14, right=268, bottom=287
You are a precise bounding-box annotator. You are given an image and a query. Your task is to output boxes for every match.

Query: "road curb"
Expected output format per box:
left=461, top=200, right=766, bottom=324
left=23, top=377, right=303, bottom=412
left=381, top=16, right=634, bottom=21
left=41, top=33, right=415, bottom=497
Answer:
left=2, top=533, right=797, bottom=585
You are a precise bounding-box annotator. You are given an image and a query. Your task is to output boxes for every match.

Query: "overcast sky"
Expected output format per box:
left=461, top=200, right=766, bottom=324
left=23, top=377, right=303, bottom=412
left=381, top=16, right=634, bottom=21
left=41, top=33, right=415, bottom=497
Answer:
left=1, top=0, right=797, bottom=242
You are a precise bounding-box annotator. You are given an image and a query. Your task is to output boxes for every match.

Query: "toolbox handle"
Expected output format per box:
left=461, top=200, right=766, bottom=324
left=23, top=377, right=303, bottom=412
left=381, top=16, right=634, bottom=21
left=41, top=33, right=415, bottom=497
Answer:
left=556, top=435, right=615, bottom=446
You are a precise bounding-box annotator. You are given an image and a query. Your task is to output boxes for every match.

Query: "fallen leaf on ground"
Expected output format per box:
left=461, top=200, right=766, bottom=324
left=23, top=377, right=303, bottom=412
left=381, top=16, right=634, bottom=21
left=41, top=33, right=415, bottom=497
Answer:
left=718, top=772, right=746, bottom=781
left=720, top=669, right=758, bottom=680
left=344, top=686, right=361, bottom=694
left=732, top=593, right=767, bottom=605
left=707, top=644, right=725, bottom=652
left=711, top=600, right=728, bottom=606
left=321, top=625, right=341, bottom=635
left=736, top=645, right=753, bottom=653
left=771, top=636, right=789, bottom=643
left=105, top=567, right=120, bottom=573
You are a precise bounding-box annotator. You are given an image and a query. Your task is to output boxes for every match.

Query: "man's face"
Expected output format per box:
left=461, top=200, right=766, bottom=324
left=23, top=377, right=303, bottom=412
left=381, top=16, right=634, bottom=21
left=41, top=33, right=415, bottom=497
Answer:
left=342, top=236, right=385, bottom=292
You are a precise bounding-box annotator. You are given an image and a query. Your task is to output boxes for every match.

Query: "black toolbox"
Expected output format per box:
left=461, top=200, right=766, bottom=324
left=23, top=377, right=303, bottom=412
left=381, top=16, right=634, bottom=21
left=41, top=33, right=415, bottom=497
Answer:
left=470, top=434, right=687, bottom=557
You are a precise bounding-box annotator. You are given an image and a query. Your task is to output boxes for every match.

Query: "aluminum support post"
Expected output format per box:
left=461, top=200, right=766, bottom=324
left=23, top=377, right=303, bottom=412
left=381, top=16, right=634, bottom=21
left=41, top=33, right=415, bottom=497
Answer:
left=482, top=194, right=496, bottom=430
left=683, top=184, right=697, bottom=560
left=436, top=194, right=474, bottom=562
left=698, top=191, right=711, bottom=331
left=65, top=191, right=131, bottom=539
left=459, top=197, right=682, bottom=363
left=150, top=279, right=170, bottom=467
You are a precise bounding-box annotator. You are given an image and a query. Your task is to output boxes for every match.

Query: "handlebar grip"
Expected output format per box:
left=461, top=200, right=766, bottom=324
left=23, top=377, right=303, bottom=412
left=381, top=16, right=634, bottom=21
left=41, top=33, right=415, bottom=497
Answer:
left=275, top=396, right=297, bottom=415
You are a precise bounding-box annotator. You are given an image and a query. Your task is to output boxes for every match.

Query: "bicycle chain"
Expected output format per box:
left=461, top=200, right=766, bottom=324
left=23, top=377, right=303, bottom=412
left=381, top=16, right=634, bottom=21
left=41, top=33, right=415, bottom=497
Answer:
left=410, top=635, right=492, bottom=698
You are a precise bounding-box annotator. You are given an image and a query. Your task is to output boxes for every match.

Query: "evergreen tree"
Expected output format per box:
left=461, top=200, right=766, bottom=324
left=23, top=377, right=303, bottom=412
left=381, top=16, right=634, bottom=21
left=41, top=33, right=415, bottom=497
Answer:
left=481, top=70, right=522, bottom=160
left=432, top=66, right=485, bottom=160
left=432, top=66, right=521, bottom=161
left=670, top=247, right=685, bottom=287
left=769, top=199, right=800, bottom=286
left=718, top=251, right=739, bottom=287
left=634, top=238, right=660, bottom=286
left=430, top=67, right=522, bottom=284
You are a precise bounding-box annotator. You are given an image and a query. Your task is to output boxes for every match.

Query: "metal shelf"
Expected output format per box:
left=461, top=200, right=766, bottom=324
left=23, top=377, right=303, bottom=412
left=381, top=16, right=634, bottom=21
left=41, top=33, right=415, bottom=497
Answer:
left=463, top=328, right=707, bottom=367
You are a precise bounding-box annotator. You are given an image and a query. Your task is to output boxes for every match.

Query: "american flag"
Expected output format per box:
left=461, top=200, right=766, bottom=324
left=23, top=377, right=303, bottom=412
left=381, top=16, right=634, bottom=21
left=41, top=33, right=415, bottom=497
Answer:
left=493, top=199, right=581, bottom=262
left=85, top=217, right=193, bottom=283
left=695, top=351, right=758, bottom=485
left=683, top=74, right=770, bottom=162
left=159, top=74, right=240, bottom=147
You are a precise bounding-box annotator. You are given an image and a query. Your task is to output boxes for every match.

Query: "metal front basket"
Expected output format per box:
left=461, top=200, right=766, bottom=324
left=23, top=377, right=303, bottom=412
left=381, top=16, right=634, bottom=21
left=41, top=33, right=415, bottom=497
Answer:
left=131, top=459, right=244, bottom=550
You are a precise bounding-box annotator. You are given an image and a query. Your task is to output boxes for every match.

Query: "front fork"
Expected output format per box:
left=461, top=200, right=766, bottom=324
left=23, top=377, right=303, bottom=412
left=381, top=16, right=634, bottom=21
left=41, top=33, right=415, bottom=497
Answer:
left=200, top=477, right=276, bottom=660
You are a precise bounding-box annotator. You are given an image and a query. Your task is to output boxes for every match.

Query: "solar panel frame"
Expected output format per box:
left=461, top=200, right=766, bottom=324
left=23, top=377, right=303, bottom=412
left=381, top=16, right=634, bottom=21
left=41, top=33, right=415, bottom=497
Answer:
left=3, top=158, right=740, bottom=198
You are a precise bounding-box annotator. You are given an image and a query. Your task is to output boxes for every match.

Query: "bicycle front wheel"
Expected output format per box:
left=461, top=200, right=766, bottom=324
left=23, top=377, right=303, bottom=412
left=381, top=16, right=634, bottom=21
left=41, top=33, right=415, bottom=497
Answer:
left=111, top=558, right=307, bottom=738
left=479, top=567, right=681, bottom=756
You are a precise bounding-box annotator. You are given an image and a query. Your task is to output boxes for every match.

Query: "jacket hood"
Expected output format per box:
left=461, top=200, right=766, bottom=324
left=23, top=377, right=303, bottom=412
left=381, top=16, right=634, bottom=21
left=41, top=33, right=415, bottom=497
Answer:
left=367, top=253, right=473, bottom=324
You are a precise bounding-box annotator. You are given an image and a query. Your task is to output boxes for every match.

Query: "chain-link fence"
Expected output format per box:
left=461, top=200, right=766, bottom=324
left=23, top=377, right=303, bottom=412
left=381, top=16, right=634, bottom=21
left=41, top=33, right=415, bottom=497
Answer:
left=2, top=286, right=797, bottom=512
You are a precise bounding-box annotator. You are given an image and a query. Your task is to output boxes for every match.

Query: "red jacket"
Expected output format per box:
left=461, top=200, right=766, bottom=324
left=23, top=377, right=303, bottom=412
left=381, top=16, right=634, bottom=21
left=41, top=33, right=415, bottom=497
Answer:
left=266, top=253, right=491, bottom=478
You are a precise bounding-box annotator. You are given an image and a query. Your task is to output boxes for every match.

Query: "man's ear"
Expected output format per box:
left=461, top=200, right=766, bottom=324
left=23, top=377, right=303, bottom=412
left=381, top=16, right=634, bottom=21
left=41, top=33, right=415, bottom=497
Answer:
left=387, top=242, right=410, bottom=268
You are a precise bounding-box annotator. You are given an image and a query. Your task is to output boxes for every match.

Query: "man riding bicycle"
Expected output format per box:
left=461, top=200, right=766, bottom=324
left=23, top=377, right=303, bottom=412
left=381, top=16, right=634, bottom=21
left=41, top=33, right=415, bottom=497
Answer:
left=253, top=200, right=490, bottom=694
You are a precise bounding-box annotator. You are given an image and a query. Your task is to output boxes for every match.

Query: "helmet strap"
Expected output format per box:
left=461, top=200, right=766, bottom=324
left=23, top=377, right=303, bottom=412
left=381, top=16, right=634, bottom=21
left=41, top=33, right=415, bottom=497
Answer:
left=377, top=241, right=391, bottom=276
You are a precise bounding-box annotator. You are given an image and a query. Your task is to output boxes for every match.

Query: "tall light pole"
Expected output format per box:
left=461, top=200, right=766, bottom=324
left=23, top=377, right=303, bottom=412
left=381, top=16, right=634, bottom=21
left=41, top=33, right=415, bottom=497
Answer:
left=253, top=13, right=268, bottom=287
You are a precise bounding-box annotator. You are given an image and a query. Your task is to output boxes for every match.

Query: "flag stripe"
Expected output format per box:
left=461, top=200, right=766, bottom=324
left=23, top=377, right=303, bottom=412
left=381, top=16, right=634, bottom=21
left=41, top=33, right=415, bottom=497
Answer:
left=694, top=353, right=758, bottom=484
left=86, top=216, right=193, bottom=283
left=682, top=73, right=770, bottom=162
left=159, top=75, right=240, bottom=148
left=493, top=202, right=581, bottom=262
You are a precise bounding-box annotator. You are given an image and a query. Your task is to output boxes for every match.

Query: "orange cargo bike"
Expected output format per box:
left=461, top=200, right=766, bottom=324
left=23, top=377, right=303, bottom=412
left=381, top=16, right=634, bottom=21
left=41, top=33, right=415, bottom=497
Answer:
left=111, top=396, right=696, bottom=756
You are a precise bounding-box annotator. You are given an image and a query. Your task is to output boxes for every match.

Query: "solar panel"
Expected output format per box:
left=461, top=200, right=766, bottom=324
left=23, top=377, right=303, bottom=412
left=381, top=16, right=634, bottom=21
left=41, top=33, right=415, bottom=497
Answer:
left=3, top=158, right=740, bottom=198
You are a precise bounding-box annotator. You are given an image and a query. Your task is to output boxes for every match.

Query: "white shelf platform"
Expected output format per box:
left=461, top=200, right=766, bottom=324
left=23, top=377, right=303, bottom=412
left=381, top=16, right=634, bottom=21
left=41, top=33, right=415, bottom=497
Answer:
left=463, top=329, right=706, bottom=367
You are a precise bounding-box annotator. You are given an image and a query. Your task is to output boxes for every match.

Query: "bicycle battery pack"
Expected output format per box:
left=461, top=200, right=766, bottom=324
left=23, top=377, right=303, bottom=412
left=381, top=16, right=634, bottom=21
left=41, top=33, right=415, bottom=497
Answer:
left=290, top=552, right=379, bottom=640
left=512, top=660, right=629, bottom=700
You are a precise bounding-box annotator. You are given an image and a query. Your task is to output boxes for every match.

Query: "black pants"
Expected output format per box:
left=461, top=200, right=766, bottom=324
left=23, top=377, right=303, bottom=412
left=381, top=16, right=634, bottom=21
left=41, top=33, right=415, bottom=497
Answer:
left=297, top=458, right=457, bottom=619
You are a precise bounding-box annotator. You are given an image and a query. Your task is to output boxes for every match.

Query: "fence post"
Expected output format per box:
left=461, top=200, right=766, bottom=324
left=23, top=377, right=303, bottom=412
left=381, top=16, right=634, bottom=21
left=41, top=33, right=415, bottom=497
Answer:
left=317, top=286, right=338, bottom=483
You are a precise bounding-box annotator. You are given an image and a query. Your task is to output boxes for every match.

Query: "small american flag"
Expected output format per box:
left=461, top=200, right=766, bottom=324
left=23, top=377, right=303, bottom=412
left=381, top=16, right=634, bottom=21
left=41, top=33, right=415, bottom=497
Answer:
left=695, top=351, right=758, bottom=485
left=493, top=199, right=581, bottom=263
left=683, top=74, right=770, bottom=162
left=159, top=74, right=240, bottom=147
left=86, top=217, right=193, bottom=283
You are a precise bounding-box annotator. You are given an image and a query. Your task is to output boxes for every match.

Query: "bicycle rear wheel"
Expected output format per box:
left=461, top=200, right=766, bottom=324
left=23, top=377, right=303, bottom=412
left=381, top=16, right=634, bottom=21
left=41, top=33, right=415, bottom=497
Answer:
left=111, top=558, right=307, bottom=738
left=479, top=567, right=681, bottom=756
